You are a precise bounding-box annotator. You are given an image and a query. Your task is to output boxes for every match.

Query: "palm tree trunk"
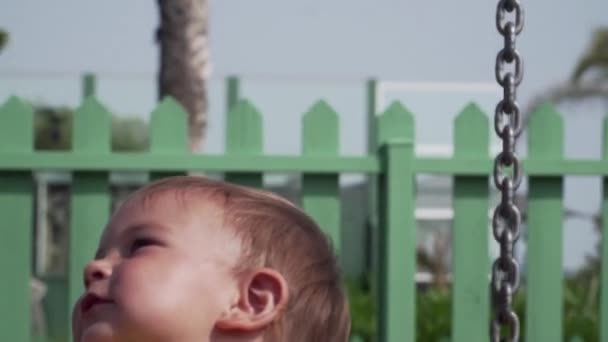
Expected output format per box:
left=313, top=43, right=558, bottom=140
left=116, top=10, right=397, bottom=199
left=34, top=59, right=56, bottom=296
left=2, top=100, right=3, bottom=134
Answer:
left=157, top=0, right=209, bottom=152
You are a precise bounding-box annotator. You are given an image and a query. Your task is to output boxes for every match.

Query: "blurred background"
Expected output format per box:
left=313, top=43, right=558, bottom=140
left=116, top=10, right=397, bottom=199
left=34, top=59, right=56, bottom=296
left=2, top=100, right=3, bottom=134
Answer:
left=1, top=1, right=607, bottom=341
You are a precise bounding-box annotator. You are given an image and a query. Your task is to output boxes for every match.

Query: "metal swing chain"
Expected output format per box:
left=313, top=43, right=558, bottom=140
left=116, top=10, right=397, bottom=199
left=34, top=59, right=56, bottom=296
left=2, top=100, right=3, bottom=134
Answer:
left=491, top=0, right=524, bottom=341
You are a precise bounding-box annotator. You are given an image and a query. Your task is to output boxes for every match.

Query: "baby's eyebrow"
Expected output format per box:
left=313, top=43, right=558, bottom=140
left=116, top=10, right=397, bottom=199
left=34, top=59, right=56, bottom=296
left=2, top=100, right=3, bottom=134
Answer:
left=94, top=223, right=170, bottom=259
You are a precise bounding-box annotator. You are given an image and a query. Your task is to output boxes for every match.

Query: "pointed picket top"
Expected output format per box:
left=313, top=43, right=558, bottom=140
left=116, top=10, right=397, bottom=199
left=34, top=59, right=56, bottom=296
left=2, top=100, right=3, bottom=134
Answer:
left=73, top=97, right=112, bottom=153
left=226, top=99, right=263, bottom=154
left=150, top=97, right=188, bottom=152
left=0, top=96, right=33, bottom=152
left=303, top=100, right=339, bottom=155
left=528, top=102, right=563, bottom=158
left=376, top=101, right=414, bottom=145
left=454, top=102, right=489, bottom=158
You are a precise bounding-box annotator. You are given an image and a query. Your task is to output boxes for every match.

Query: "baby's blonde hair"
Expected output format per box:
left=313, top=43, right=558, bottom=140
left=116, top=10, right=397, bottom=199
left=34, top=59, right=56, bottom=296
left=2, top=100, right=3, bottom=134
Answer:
left=128, top=176, right=351, bottom=342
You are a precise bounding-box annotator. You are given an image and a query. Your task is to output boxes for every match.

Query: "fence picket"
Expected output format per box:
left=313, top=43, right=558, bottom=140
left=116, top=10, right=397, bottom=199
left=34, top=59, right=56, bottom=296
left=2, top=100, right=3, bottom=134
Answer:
left=452, top=103, right=490, bottom=342
left=376, top=102, right=415, bottom=342
left=526, top=103, right=564, bottom=342
left=302, top=100, right=341, bottom=251
left=68, top=97, right=111, bottom=335
left=374, top=101, right=415, bottom=278
left=225, top=99, right=263, bottom=187
left=0, top=97, right=33, bottom=342
left=82, top=73, right=96, bottom=98
left=226, top=76, right=240, bottom=112
left=150, top=97, right=189, bottom=180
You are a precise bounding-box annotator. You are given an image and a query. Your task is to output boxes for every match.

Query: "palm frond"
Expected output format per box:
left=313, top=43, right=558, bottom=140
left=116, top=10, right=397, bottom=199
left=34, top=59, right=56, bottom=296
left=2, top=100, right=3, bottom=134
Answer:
left=572, top=28, right=608, bottom=82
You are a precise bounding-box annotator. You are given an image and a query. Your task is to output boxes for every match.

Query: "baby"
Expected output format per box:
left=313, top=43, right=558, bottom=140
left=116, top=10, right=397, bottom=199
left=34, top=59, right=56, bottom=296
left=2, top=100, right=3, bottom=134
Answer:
left=72, top=176, right=351, bottom=342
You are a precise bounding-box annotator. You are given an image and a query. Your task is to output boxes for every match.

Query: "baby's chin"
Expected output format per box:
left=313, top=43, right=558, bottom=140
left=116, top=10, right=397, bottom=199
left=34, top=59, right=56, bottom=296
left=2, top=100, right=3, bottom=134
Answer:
left=77, top=321, right=116, bottom=342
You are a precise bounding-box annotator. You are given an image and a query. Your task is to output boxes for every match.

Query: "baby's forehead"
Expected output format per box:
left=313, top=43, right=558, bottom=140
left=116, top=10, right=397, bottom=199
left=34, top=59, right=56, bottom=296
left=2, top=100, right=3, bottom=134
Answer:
left=98, top=188, right=231, bottom=250
left=120, top=186, right=229, bottom=216
left=108, top=187, right=227, bottom=232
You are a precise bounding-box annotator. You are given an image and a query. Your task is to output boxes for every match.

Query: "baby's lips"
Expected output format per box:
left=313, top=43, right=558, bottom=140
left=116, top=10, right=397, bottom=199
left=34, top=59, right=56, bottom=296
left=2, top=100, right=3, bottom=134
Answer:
left=80, top=292, right=113, bottom=314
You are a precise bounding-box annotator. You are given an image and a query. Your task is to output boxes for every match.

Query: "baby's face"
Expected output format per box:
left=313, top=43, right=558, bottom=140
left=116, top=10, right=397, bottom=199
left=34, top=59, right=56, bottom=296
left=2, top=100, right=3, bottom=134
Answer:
left=72, top=192, right=242, bottom=342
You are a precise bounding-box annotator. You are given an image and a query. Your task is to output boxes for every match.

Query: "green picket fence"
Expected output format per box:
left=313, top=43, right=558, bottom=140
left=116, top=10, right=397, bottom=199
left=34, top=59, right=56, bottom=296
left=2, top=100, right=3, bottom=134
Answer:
left=0, top=92, right=607, bottom=342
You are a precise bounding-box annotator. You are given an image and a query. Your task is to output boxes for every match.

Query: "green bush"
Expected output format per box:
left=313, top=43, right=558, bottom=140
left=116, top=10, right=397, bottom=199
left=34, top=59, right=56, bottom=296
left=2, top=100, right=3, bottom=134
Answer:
left=415, top=288, right=451, bottom=342
left=346, top=276, right=375, bottom=340
left=346, top=276, right=599, bottom=342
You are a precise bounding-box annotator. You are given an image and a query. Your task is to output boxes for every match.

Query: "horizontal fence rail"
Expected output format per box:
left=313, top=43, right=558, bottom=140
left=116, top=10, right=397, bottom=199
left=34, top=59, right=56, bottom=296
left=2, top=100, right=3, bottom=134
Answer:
left=2, top=154, right=608, bottom=176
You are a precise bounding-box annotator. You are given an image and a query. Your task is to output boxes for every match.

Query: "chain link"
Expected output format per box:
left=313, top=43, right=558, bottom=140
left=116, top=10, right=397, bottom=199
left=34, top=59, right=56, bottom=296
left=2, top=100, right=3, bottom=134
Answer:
left=492, top=0, right=524, bottom=341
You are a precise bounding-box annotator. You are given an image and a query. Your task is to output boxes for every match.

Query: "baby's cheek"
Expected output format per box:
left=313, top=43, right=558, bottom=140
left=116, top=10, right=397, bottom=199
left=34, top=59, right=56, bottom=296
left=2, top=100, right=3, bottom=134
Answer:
left=111, top=257, right=220, bottom=337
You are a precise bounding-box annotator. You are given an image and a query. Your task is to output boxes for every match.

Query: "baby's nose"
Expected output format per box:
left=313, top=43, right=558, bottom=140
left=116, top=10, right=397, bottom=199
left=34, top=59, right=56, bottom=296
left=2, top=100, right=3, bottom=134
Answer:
left=83, top=259, right=112, bottom=288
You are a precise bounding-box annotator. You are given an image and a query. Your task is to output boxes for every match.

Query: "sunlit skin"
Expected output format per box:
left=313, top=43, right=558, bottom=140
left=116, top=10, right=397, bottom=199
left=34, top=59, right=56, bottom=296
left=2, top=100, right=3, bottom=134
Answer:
left=71, top=192, right=287, bottom=342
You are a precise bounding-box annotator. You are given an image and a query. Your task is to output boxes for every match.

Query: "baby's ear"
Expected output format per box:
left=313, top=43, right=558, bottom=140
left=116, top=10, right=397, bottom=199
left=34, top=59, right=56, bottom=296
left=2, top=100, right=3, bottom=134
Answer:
left=215, top=268, right=289, bottom=333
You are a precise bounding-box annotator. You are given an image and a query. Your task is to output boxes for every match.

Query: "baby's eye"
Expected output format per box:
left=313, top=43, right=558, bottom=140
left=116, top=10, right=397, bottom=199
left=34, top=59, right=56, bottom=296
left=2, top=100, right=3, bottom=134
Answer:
left=128, top=237, right=158, bottom=255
